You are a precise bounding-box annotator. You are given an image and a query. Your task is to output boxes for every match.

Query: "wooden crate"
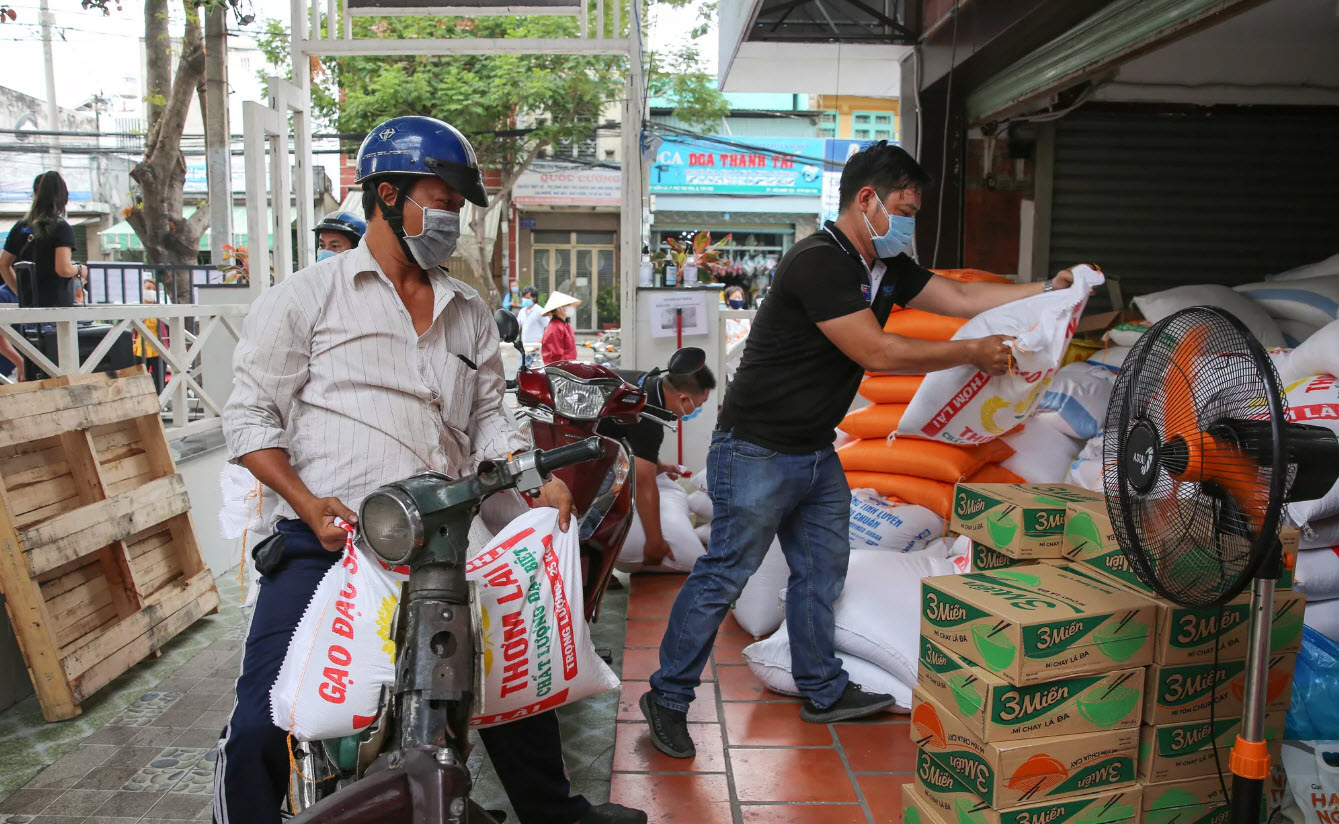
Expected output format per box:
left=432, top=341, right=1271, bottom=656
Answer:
left=0, top=367, right=220, bottom=721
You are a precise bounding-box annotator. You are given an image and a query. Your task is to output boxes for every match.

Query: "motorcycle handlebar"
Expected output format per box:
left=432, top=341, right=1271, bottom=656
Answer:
left=534, top=437, right=604, bottom=476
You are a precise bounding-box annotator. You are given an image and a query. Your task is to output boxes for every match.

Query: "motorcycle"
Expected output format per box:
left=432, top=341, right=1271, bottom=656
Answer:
left=583, top=329, right=621, bottom=369
left=286, top=440, right=607, bottom=824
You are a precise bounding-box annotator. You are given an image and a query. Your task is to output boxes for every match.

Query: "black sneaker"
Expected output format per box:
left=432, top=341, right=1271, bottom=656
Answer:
left=800, top=682, right=897, bottom=724
left=581, top=802, right=649, bottom=824
left=639, top=691, right=696, bottom=758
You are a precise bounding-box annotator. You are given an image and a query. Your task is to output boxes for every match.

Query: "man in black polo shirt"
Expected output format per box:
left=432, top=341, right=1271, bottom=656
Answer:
left=641, top=141, right=1089, bottom=757
left=598, top=364, right=716, bottom=567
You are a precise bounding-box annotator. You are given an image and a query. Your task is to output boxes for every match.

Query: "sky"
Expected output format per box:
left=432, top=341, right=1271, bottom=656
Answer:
left=0, top=0, right=718, bottom=114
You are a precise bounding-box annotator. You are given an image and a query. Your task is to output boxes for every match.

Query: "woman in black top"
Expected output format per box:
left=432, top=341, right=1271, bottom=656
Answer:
left=0, top=171, right=88, bottom=307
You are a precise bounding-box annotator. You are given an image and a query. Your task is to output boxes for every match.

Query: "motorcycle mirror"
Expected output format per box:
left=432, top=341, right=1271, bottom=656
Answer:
left=494, top=309, right=520, bottom=344
left=667, top=347, right=707, bottom=376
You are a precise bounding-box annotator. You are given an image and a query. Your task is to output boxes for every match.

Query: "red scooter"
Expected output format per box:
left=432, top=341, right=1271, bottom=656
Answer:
left=493, top=311, right=671, bottom=621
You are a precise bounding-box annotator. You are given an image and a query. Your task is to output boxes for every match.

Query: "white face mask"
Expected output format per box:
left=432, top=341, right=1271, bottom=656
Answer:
left=402, top=195, right=460, bottom=269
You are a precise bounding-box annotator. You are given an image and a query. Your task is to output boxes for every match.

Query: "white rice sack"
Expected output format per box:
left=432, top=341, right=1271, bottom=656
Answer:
left=616, top=475, right=706, bottom=574
left=1000, top=412, right=1085, bottom=484
left=1269, top=252, right=1339, bottom=281
left=897, top=266, right=1103, bottom=445
left=823, top=549, right=956, bottom=688
left=847, top=489, right=945, bottom=553
left=1236, top=275, right=1339, bottom=329
left=1304, top=597, right=1339, bottom=643
left=1087, top=345, right=1133, bottom=373
left=1279, top=320, right=1339, bottom=384
left=1065, top=434, right=1106, bottom=492
left=1133, top=284, right=1285, bottom=349
left=1104, top=321, right=1151, bottom=347
left=742, top=623, right=912, bottom=712
left=1279, top=318, right=1323, bottom=348
left=732, top=539, right=787, bottom=638
left=1299, top=515, right=1339, bottom=551
left=686, top=489, right=713, bottom=523
left=1297, top=547, right=1339, bottom=600
left=218, top=463, right=272, bottom=607
left=694, top=523, right=711, bottom=546
left=1283, top=375, right=1339, bottom=526
left=1037, top=362, right=1113, bottom=439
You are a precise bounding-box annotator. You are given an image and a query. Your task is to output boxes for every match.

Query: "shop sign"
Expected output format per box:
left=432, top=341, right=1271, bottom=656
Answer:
left=822, top=138, right=871, bottom=222
left=650, top=136, right=826, bottom=195
left=513, top=164, right=622, bottom=207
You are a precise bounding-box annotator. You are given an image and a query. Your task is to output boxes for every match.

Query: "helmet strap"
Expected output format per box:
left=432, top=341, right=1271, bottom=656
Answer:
left=378, top=183, right=420, bottom=266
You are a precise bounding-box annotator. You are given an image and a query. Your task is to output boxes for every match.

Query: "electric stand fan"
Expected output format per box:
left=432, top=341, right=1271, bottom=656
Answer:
left=1101, top=306, right=1339, bottom=824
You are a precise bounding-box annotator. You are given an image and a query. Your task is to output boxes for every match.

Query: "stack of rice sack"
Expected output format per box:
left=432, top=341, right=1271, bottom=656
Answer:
left=1234, top=253, right=1339, bottom=346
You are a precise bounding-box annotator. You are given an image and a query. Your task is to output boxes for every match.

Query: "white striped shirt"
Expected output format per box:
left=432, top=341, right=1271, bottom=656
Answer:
left=223, top=242, right=527, bottom=528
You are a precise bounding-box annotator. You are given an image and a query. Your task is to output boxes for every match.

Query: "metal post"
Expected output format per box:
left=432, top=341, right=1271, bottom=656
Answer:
left=205, top=8, right=234, bottom=266
left=618, top=7, right=643, bottom=368
left=290, top=0, right=317, bottom=274
left=38, top=0, right=60, bottom=170
left=1229, top=576, right=1275, bottom=824
left=243, top=101, right=277, bottom=300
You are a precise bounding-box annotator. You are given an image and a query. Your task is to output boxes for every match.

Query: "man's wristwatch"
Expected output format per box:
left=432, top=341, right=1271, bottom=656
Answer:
left=1043, top=278, right=1054, bottom=292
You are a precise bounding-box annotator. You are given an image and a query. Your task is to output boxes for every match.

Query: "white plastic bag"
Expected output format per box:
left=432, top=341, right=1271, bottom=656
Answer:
left=1284, top=375, right=1339, bottom=526
left=898, top=265, right=1104, bottom=444
left=616, top=475, right=707, bottom=574
left=1065, top=434, right=1106, bottom=492
left=847, top=489, right=944, bottom=553
left=742, top=623, right=912, bottom=712
left=732, top=538, right=787, bottom=638
left=1000, top=412, right=1085, bottom=484
left=218, top=463, right=272, bottom=607
left=1281, top=740, right=1339, bottom=824
left=1037, top=362, right=1113, bottom=439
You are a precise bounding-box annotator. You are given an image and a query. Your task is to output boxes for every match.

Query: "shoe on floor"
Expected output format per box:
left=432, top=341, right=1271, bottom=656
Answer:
left=800, top=682, right=896, bottom=724
left=581, top=802, right=649, bottom=823
left=639, top=691, right=696, bottom=758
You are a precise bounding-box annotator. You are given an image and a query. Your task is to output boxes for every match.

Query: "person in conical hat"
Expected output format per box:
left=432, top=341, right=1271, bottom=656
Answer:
left=541, top=291, right=580, bottom=364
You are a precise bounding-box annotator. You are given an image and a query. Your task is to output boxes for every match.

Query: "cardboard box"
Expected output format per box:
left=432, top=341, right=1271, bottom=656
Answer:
left=1143, top=653, right=1296, bottom=725
left=913, top=750, right=1143, bottom=824
left=951, top=484, right=1102, bottom=559
left=972, top=542, right=1039, bottom=572
left=1138, top=716, right=1284, bottom=784
left=902, top=782, right=952, bottom=824
left=918, top=636, right=1144, bottom=742
left=921, top=564, right=1157, bottom=685
left=911, top=688, right=1139, bottom=808
left=1142, top=589, right=1305, bottom=666
left=1141, top=775, right=1232, bottom=824
left=1062, top=496, right=1298, bottom=592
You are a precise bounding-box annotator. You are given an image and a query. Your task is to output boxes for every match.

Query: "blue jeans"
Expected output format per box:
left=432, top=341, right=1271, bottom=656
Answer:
left=650, top=430, right=852, bottom=712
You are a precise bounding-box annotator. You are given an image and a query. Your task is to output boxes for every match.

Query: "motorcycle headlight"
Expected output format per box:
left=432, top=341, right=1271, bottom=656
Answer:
left=548, top=372, right=617, bottom=420
left=359, top=486, right=423, bottom=565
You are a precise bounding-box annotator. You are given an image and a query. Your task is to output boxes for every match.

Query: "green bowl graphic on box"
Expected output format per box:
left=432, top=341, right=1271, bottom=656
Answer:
left=1145, top=787, right=1203, bottom=824
left=1271, top=607, right=1303, bottom=650
left=904, top=805, right=923, bottom=824
left=1073, top=801, right=1135, bottom=824
left=922, top=565, right=1156, bottom=685
left=1063, top=511, right=1104, bottom=554
left=955, top=798, right=987, bottom=824
left=1075, top=684, right=1141, bottom=729
left=951, top=483, right=1101, bottom=559
left=949, top=674, right=984, bottom=717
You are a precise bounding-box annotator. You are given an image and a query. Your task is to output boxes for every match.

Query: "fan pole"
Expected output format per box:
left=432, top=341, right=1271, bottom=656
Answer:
left=1229, top=574, right=1276, bottom=824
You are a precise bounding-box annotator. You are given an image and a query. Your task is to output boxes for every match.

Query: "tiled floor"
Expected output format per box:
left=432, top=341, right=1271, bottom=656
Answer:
left=610, top=574, right=916, bottom=824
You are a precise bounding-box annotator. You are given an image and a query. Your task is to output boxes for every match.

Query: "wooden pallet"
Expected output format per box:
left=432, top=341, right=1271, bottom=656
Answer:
left=0, top=367, right=220, bottom=721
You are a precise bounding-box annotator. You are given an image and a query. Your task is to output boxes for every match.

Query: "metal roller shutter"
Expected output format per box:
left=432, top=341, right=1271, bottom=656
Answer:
left=1048, top=107, right=1339, bottom=306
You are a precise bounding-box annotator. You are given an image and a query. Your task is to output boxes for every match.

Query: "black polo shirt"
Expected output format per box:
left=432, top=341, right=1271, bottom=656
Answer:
left=597, top=371, right=667, bottom=463
left=717, top=222, right=932, bottom=453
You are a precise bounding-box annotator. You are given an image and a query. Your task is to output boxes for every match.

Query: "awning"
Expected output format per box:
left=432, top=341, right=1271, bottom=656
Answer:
left=99, top=206, right=273, bottom=252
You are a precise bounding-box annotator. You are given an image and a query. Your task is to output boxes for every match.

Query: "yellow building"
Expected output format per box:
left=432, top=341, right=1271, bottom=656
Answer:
left=811, top=96, right=900, bottom=142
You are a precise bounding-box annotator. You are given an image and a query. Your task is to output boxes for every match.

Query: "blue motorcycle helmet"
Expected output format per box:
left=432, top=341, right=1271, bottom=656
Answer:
left=354, top=115, right=488, bottom=207
left=314, top=211, right=367, bottom=247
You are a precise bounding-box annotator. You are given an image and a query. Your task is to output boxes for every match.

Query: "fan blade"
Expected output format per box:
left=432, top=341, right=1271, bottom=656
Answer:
left=1158, top=325, right=1207, bottom=441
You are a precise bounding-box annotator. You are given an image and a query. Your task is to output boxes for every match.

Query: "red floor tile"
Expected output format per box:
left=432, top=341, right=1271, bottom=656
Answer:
left=712, top=631, right=754, bottom=664
left=624, top=619, right=669, bottom=648
left=618, top=681, right=719, bottom=723
left=739, top=805, right=867, bottom=823
left=834, top=721, right=917, bottom=773
left=609, top=772, right=733, bottom=824
left=627, top=591, right=680, bottom=620
left=729, top=747, right=859, bottom=803
left=723, top=702, right=832, bottom=747
left=629, top=574, right=687, bottom=596
left=715, top=664, right=793, bottom=702
left=858, top=774, right=916, bottom=823
left=621, top=647, right=713, bottom=682
left=613, top=722, right=726, bottom=773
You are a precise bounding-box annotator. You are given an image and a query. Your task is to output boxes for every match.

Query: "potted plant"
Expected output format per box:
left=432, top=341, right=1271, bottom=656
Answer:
left=596, top=287, right=620, bottom=328
left=653, top=231, right=734, bottom=285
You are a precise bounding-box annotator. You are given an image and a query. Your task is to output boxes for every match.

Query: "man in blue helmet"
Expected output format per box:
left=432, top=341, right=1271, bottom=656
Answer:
left=218, top=115, right=646, bottom=824
left=314, top=210, right=367, bottom=259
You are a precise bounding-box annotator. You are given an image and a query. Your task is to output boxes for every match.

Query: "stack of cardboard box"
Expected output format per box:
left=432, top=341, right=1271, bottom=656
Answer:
left=902, top=483, right=1151, bottom=824
left=1058, top=494, right=1304, bottom=823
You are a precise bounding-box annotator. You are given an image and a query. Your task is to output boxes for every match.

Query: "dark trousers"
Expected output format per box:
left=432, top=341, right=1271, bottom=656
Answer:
left=213, top=519, right=590, bottom=824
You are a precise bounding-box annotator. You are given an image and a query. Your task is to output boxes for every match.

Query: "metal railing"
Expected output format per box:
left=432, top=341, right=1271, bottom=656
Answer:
left=0, top=303, right=250, bottom=440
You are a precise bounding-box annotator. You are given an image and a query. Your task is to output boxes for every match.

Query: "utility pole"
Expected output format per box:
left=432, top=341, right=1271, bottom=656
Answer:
left=38, top=0, right=60, bottom=170
left=204, top=8, right=233, bottom=265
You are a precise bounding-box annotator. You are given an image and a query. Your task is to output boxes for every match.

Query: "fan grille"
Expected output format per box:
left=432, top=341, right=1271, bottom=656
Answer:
left=1102, top=306, right=1287, bottom=608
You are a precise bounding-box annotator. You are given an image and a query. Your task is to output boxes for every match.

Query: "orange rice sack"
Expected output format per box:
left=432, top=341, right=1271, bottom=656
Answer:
left=883, top=309, right=969, bottom=341
left=843, top=472, right=954, bottom=519
left=838, top=403, right=907, bottom=440
left=836, top=439, right=1015, bottom=484
left=968, top=464, right=1027, bottom=484
left=858, top=375, right=925, bottom=404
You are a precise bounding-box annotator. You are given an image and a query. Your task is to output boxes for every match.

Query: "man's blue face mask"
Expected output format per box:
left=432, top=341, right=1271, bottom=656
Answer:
left=316, top=249, right=337, bottom=262
left=680, top=395, right=703, bottom=422
left=863, top=196, right=915, bottom=259
left=521, top=298, right=534, bottom=308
